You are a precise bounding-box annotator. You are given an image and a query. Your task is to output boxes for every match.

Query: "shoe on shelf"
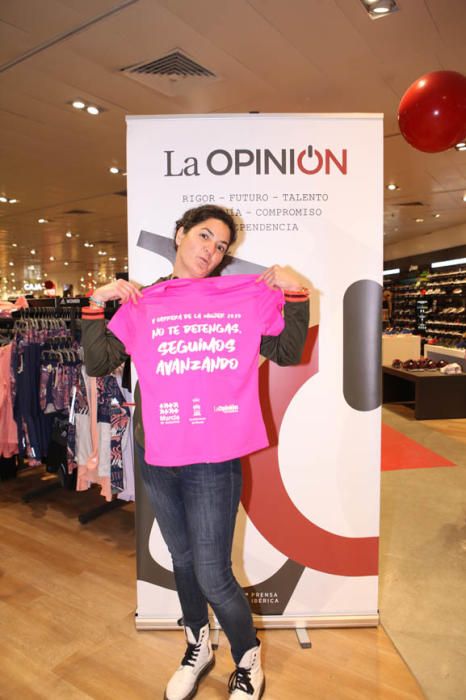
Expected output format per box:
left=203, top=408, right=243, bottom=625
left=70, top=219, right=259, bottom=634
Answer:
left=164, top=623, right=214, bottom=700
left=228, top=642, right=265, bottom=699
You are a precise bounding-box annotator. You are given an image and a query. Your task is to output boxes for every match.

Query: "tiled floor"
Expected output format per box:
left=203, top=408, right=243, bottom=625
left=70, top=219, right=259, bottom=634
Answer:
left=380, top=406, right=466, bottom=700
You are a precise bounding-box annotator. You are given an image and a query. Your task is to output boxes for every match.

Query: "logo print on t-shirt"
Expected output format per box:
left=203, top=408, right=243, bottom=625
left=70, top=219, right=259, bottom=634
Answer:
left=159, top=401, right=180, bottom=425
left=189, top=397, right=206, bottom=425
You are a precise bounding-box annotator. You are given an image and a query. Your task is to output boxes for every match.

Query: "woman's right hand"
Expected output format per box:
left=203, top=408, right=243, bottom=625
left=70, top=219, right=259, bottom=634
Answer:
left=91, top=279, right=143, bottom=305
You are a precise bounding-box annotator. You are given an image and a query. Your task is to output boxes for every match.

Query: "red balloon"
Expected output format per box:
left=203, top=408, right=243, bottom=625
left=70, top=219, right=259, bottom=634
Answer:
left=398, top=70, right=466, bottom=153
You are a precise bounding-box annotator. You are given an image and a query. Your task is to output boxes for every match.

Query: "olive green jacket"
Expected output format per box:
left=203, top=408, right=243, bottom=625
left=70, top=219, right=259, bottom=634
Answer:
left=81, top=282, right=309, bottom=449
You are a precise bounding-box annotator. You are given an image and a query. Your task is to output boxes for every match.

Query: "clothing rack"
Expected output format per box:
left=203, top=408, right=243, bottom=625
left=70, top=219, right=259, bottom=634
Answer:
left=21, top=474, right=127, bottom=524
left=7, top=301, right=130, bottom=523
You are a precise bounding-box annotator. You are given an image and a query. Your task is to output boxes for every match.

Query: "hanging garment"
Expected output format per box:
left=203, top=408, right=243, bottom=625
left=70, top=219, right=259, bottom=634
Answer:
left=0, top=344, right=18, bottom=458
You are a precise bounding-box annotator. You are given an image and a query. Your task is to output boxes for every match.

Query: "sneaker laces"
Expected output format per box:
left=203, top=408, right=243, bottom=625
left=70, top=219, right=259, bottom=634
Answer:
left=228, top=667, right=254, bottom=695
left=181, top=642, right=200, bottom=668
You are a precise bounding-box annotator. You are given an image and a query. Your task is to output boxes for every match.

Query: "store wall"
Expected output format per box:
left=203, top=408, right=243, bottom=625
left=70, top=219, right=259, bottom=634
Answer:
left=385, top=222, right=466, bottom=260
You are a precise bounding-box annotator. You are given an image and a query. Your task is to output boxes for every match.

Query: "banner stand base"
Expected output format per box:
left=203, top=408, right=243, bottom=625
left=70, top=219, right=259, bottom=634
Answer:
left=296, top=628, right=312, bottom=649
left=135, top=613, right=379, bottom=631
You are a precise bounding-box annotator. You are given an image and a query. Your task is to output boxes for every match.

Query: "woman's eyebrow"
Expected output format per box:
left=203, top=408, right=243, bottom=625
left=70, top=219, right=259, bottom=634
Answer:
left=203, top=227, right=229, bottom=246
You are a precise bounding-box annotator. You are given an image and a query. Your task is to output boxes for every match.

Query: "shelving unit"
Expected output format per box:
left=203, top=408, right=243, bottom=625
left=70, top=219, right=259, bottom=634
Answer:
left=385, top=266, right=466, bottom=349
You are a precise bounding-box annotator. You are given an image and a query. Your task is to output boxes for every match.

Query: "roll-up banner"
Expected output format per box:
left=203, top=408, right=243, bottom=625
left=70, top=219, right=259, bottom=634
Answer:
left=128, top=114, right=383, bottom=630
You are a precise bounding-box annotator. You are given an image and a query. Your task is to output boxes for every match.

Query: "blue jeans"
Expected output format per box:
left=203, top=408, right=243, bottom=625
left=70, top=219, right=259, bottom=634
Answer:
left=137, top=443, right=257, bottom=664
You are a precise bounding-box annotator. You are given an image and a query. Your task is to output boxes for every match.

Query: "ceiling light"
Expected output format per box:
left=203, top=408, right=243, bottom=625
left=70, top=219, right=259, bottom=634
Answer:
left=98, top=250, right=107, bottom=256
left=463, top=194, right=466, bottom=202
left=80, top=277, right=85, bottom=282
left=87, top=272, right=92, bottom=276
left=72, top=100, right=86, bottom=110
left=10, top=272, right=15, bottom=276
left=109, top=166, right=120, bottom=174
left=360, top=0, right=399, bottom=18
left=109, top=257, right=117, bottom=262
left=30, top=249, right=36, bottom=254
left=383, top=268, right=400, bottom=276
left=433, top=213, right=440, bottom=218
left=431, top=257, right=466, bottom=269
left=0, top=196, right=8, bottom=203
left=87, top=106, right=100, bottom=116
left=11, top=243, right=17, bottom=247
left=37, top=218, right=48, bottom=224
left=455, top=142, right=466, bottom=151
left=49, top=256, right=55, bottom=261
left=386, top=183, right=398, bottom=191
left=415, top=218, right=424, bottom=223
left=124, top=265, right=128, bottom=271
left=8, top=198, right=17, bottom=204
left=64, top=261, right=69, bottom=266
left=28, top=265, right=35, bottom=271
left=66, top=231, right=73, bottom=238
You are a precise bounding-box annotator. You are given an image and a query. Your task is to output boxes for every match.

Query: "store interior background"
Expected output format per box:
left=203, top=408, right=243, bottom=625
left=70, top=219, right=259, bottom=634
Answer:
left=1, top=2, right=466, bottom=700
left=1, top=0, right=465, bottom=296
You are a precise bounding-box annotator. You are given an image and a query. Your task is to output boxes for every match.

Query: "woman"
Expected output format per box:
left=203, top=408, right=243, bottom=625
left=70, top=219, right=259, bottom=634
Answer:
left=82, top=205, right=309, bottom=700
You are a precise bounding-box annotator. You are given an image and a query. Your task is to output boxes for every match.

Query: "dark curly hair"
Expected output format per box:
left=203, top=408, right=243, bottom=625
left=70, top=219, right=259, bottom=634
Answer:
left=174, top=205, right=237, bottom=251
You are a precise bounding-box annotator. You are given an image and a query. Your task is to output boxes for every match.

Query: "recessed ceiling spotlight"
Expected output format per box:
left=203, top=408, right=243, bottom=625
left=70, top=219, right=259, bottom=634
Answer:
left=66, top=231, right=73, bottom=238
left=9, top=262, right=14, bottom=266
left=87, top=105, right=100, bottom=116
left=8, top=198, right=17, bottom=204
left=433, top=213, right=440, bottom=218
left=30, top=249, right=36, bottom=254
left=49, top=256, right=55, bottom=261
left=455, top=142, right=466, bottom=151
left=0, top=196, right=8, bottom=203
left=386, top=183, right=398, bottom=191
left=37, top=218, right=48, bottom=224
left=98, top=250, right=107, bottom=256
left=11, top=243, right=17, bottom=247
left=80, top=277, right=85, bottom=282
left=87, top=272, right=92, bottom=276
left=109, top=166, right=121, bottom=174
left=109, top=257, right=117, bottom=262
left=463, top=194, right=466, bottom=202
left=10, top=271, right=15, bottom=276
left=415, top=218, right=424, bottom=223
left=28, top=265, right=35, bottom=271
left=72, top=100, right=86, bottom=110
left=360, top=0, right=399, bottom=19
left=64, top=261, right=69, bottom=266
left=124, top=265, right=128, bottom=271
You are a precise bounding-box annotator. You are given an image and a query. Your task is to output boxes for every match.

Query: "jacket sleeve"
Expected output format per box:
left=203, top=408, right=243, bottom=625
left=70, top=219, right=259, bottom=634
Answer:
left=81, top=318, right=129, bottom=377
left=259, top=300, right=309, bottom=366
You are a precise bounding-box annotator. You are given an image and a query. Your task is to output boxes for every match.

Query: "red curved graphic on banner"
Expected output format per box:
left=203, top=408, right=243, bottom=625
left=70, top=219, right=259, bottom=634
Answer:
left=241, top=326, right=379, bottom=576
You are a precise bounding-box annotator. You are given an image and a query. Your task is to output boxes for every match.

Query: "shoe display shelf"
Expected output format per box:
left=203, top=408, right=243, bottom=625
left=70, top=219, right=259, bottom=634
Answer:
left=382, top=364, right=466, bottom=419
left=385, top=266, right=466, bottom=349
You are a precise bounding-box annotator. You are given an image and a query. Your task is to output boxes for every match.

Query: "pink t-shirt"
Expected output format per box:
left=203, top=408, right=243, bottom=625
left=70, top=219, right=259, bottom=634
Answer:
left=108, top=274, right=284, bottom=466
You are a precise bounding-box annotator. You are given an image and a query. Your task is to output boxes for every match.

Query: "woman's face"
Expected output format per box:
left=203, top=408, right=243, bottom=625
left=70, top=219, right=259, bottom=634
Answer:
left=173, top=217, right=231, bottom=278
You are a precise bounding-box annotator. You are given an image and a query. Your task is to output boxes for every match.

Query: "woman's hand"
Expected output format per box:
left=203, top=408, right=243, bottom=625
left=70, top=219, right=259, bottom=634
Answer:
left=257, top=265, right=305, bottom=291
left=91, top=279, right=143, bottom=305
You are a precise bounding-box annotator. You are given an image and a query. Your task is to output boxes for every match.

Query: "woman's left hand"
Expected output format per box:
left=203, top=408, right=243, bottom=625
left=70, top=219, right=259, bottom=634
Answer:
left=257, top=265, right=304, bottom=291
